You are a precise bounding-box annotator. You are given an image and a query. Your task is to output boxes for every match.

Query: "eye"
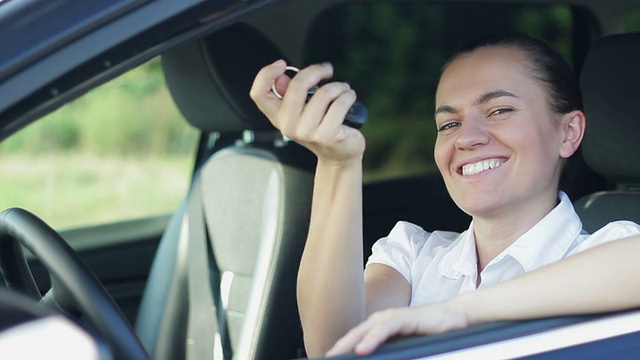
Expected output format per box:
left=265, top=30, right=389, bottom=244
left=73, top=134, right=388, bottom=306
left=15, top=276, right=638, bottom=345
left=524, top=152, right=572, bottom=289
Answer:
left=437, top=121, right=460, bottom=132
left=489, top=108, right=513, bottom=116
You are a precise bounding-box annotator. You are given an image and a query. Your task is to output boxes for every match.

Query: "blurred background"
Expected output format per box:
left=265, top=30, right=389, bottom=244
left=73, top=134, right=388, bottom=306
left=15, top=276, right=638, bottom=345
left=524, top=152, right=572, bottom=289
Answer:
left=1, top=2, right=639, bottom=230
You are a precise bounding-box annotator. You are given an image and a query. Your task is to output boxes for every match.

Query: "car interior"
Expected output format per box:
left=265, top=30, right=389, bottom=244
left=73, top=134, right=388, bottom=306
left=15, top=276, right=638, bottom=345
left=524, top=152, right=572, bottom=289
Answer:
left=573, top=33, right=640, bottom=233
left=1, top=0, right=640, bottom=359
left=0, top=287, right=106, bottom=359
left=135, top=24, right=318, bottom=359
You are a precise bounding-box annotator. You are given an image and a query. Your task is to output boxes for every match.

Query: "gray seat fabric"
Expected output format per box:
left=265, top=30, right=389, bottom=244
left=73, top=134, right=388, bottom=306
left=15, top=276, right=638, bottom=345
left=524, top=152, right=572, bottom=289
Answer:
left=574, top=33, right=640, bottom=233
left=135, top=22, right=315, bottom=360
left=201, top=143, right=314, bottom=359
left=135, top=200, right=188, bottom=359
left=137, top=140, right=314, bottom=360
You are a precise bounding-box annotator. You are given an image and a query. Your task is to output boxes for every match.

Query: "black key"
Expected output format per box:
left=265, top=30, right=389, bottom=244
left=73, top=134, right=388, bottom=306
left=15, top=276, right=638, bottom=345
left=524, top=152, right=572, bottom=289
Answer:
left=344, top=98, right=367, bottom=129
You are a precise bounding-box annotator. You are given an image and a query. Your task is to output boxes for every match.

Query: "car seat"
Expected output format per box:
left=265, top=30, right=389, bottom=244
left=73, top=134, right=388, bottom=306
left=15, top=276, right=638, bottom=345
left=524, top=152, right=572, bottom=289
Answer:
left=134, top=23, right=315, bottom=360
left=574, top=33, right=640, bottom=232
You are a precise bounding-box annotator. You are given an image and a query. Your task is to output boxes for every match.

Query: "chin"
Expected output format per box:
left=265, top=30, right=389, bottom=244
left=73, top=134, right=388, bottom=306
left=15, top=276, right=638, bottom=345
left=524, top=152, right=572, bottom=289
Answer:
left=450, top=191, right=504, bottom=219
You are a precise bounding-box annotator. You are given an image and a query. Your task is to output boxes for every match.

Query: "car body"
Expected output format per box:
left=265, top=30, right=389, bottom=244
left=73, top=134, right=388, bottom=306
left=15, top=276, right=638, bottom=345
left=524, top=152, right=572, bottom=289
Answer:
left=1, top=0, right=639, bottom=359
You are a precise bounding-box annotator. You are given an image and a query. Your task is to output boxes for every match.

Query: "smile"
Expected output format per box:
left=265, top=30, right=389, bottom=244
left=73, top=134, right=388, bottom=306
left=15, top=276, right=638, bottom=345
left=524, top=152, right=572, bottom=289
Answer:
left=461, top=159, right=504, bottom=176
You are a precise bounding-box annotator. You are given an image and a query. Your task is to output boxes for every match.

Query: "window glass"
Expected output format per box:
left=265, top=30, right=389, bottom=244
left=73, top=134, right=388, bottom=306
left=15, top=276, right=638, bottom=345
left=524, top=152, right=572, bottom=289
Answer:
left=304, top=2, right=578, bottom=182
left=0, top=57, right=199, bottom=229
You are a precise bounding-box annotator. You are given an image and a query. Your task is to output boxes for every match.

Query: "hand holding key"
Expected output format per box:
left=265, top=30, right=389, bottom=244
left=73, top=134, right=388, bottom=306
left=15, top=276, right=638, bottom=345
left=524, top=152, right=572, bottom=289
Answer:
left=250, top=60, right=366, bottom=164
left=271, top=66, right=367, bottom=129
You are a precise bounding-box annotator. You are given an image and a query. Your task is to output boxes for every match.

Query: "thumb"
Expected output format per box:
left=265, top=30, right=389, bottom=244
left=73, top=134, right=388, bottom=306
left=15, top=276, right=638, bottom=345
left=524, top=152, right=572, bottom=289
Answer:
left=273, top=74, right=291, bottom=98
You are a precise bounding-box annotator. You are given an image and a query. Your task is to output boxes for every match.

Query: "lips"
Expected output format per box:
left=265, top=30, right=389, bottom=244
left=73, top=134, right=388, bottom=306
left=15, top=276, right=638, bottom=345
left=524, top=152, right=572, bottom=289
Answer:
left=460, top=159, right=505, bottom=176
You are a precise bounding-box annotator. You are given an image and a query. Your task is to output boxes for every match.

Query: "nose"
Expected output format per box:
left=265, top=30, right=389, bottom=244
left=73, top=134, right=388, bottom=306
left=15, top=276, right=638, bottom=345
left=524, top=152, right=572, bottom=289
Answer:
left=454, top=117, right=490, bottom=150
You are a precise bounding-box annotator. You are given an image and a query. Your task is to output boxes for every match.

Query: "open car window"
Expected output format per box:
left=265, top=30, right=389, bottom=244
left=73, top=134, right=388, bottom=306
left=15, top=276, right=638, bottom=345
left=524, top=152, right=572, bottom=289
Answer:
left=0, top=57, right=198, bottom=230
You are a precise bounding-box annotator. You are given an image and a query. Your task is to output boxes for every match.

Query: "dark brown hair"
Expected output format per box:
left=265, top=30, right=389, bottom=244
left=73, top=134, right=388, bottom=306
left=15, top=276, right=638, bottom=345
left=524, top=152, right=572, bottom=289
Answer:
left=446, top=32, right=583, bottom=114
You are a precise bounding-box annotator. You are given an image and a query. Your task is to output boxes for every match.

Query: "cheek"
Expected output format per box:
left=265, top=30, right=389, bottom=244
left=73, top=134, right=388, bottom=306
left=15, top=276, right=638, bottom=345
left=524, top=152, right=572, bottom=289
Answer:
left=527, top=120, right=564, bottom=156
left=433, top=138, right=449, bottom=173
left=504, top=122, right=561, bottom=163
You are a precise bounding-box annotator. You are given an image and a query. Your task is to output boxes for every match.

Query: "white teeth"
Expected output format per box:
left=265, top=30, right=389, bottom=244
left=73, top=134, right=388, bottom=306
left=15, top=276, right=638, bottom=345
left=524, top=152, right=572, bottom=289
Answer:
left=462, top=159, right=504, bottom=176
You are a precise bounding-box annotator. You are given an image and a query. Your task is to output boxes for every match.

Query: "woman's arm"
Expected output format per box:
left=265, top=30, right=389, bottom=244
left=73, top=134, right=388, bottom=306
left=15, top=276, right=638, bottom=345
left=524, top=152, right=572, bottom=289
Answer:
left=250, top=60, right=410, bottom=356
left=298, top=155, right=411, bottom=357
left=327, top=235, right=640, bottom=356
left=296, top=158, right=366, bottom=356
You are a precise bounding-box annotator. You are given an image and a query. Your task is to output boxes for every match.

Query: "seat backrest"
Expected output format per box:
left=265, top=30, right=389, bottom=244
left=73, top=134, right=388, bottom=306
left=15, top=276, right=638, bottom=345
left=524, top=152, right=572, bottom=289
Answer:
left=200, top=140, right=314, bottom=359
left=135, top=23, right=315, bottom=359
left=574, top=33, right=640, bottom=233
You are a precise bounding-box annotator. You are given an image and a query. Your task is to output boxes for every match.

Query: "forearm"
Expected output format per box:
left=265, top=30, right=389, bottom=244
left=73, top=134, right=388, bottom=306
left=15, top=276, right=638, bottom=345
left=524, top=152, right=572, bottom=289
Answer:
left=457, top=236, right=640, bottom=326
left=297, top=159, right=365, bottom=356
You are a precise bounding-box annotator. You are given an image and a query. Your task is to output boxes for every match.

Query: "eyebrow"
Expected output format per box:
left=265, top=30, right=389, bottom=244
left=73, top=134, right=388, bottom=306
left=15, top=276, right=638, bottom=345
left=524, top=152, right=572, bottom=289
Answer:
left=474, top=90, right=519, bottom=105
left=434, top=90, right=519, bottom=116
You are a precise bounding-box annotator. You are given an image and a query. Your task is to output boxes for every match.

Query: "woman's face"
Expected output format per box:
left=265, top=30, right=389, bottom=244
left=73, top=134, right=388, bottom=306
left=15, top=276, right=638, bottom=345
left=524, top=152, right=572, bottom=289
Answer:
left=434, top=46, right=567, bottom=220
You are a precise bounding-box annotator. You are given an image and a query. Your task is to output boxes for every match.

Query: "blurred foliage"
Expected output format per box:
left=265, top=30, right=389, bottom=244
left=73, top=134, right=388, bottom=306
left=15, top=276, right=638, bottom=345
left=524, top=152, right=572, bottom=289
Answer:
left=0, top=57, right=198, bottom=228
left=304, top=2, right=575, bottom=182
left=0, top=58, right=198, bottom=157
left=626, top=9, right=640, bottom=31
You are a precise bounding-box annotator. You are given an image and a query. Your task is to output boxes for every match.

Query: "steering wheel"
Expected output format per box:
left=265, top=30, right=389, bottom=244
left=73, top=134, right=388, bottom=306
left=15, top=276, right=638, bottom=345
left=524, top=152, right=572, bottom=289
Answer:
left=0, top=208, right=149, bottom=360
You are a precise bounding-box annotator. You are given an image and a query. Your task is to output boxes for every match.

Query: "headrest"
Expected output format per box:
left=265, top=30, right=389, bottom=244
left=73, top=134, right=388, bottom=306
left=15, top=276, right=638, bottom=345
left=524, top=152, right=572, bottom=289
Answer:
left=162, top=23, right=286, bottom=132
left=580, top=33, right=640, bottom=185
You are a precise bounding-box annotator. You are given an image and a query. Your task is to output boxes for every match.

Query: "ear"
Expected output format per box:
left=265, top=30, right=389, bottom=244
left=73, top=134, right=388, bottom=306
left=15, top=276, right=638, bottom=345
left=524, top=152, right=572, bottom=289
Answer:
left=559, top=110, right=586, bottom=158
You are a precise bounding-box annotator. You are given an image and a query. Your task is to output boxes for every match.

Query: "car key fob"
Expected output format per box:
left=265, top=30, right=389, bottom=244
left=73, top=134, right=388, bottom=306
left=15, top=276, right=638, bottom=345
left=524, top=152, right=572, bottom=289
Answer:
left=272, top=66, right=367, bottom=129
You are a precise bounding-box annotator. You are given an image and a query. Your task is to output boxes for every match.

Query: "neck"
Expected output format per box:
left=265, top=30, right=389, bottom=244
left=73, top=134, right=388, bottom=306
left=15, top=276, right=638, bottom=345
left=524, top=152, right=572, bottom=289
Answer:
left=472, top=190, right=559, bottom=271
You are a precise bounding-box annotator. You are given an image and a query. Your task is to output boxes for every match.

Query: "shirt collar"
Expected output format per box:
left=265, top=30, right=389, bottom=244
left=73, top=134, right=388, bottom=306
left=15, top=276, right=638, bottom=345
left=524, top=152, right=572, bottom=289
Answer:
left=438, top=191, right=584, bottom=278
left=497, top=191, right=583, bottom=272
left=438, top=225, right=477, bottom=279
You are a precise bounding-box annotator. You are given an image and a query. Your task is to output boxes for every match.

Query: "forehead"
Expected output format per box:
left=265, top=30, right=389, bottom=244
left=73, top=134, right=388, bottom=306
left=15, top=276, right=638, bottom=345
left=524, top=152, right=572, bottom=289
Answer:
left=435, top=46, right=542, bottom=107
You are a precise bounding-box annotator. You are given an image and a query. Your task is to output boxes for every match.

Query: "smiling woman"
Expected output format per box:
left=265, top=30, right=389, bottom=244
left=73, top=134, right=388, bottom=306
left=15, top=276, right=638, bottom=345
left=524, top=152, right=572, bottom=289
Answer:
left=0, top=57, right=198, bottom=230
left=250, top=30, right=640, bottom=357
left=433, top=40, right=583, bottom=233
left=2, top=0, right=640, bottom=359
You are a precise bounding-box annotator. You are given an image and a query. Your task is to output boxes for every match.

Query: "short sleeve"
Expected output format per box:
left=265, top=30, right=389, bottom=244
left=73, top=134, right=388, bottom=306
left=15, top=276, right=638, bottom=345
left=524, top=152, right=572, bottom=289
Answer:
left=366, top=221, right=431, bottom=285
left=569, top=220, right=640, bottom=255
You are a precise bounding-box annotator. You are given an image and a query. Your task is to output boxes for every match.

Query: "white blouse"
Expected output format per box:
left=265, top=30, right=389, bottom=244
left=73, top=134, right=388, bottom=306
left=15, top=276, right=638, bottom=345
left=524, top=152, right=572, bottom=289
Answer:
left=367, top=192, right=640, bottom=306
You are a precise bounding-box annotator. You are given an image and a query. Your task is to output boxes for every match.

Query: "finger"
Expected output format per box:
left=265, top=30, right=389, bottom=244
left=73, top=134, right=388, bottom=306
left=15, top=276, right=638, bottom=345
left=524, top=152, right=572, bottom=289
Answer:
left=273, top=74, right=291, bottom=97
left=354, top=307, right=447, bottom=356
left=315, top=88, right=357, bottom=143
left=249, top=59, right=287, bottom=118
left=279, top=63, right=334, bottom=127
left=295, top=81, right=351, bottom=139
left=328, top=309, right=411, bottom=357
left=326, top=323, right=372, bottom=357
left=353, top=320, right=403, bottom=356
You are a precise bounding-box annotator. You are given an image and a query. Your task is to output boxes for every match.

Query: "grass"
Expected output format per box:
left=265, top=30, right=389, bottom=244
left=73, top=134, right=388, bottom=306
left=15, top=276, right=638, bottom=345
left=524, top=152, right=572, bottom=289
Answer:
left=0, top=153, right=194, bottom=229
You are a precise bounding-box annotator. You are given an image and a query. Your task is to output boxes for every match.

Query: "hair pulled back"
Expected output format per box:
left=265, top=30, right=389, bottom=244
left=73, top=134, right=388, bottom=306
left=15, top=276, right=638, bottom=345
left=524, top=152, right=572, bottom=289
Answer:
left=447, top=32, right=583, bottom=114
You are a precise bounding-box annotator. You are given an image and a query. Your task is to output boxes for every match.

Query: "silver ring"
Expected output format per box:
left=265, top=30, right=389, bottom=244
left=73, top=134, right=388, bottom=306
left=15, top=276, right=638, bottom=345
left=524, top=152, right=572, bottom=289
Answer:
left=271, top=66, right=300, bottom=100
